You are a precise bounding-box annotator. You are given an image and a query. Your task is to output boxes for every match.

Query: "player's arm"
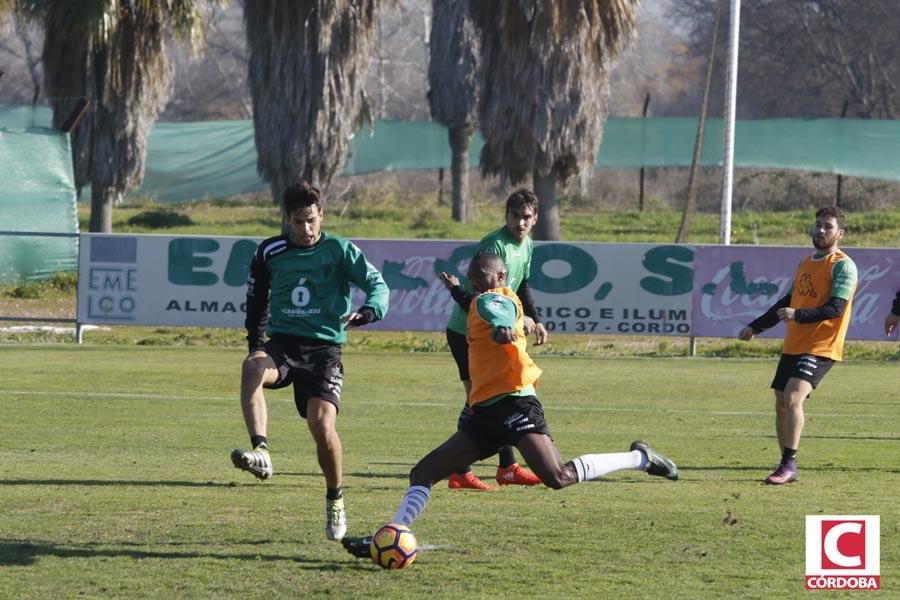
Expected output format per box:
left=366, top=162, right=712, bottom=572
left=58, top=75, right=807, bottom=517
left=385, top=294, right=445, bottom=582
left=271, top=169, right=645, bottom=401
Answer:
left=344, top=242, right=390, bottom=326
left=439, top=272, right=477, bottom=311
left=785, top=258, right=857, bottom=324
left=517, top=278, right=547, bottom=345
left=476, top=292, right=519, bottom=344
left=789, top=297, right=848, bottom=323
left=244, top=245, right=270, bottom=352
left=738, top=291, right=791, bottom=340
left=747, top=293, right=792, bottom=333
left=516, top=278, right=538, bottom=319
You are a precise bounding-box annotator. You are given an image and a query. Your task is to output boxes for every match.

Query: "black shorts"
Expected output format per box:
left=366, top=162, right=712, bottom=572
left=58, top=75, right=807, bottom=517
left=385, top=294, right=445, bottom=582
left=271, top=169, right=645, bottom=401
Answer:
left=262, top=334, right=344, bottom=418
left=446, top=328, right=469, bottom=381
left=461, top=395, right=553, bottom=460
left=770, top=353, right=834, bottom=391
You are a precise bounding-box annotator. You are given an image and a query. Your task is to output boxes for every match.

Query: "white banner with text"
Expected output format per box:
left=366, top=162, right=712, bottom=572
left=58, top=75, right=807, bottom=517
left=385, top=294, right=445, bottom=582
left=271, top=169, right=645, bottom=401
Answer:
left=76, top=234, right=898, bottom=340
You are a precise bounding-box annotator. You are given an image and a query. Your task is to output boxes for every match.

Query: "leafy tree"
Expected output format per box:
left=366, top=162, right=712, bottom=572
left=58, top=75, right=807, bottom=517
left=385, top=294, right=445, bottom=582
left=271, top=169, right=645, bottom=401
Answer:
left=672, top=0, right=900, bottom=118
left=243, top=0, right=381, bottom=211
left=469, top=0, right=638, bottom=240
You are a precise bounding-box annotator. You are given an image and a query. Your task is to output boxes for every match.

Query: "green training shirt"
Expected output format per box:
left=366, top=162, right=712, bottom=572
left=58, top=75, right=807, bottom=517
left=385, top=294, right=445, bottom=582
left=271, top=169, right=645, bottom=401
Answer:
left=245, top=232, right=389, bottom=347
left=446, top=226, right=533, bottom=335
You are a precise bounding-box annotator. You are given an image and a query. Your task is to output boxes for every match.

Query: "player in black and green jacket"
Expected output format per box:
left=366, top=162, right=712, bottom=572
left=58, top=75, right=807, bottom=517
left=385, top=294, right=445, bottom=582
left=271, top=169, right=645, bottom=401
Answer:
left=231, top=181, right=389, bottom=542
left=885, top=290, right=900, bottom=337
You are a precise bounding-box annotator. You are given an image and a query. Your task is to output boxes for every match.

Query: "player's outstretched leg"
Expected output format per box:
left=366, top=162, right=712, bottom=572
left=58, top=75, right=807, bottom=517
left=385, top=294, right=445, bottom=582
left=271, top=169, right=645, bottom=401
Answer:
left=230, top=443, right=273, bottom=480
left=341, top=535, right=373, bottom=559
left=630, top=440, right=678, bottom=480
left=343, top=484, right=431, bottom=558
left=326, top=497, right=347, bottom=541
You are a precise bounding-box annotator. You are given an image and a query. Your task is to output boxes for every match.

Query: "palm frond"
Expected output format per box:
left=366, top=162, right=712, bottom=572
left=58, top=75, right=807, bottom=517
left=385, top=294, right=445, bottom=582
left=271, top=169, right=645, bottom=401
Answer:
left=470, top=0, right=639, bottom=186
left=427, top=0, right=479, bottom=131
left=244, top=0, right=381, bottom=203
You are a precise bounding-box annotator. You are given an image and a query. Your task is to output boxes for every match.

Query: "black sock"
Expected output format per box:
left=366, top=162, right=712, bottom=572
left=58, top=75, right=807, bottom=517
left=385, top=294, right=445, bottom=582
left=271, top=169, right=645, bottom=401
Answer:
left=782, top=447, right=797, bottom=463
left=498, top=446, right=516, bottom=469
left=455, top=467, right=472, bottom=476
left=326, top=487, right=343, bottom=501
left=251, top=435, right=268, bottom=449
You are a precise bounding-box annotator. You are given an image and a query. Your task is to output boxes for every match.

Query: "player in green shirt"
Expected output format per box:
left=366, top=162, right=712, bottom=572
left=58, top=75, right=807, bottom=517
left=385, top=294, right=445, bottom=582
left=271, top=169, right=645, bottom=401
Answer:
left=230, top=181, right=389, bottom=542
left=444, top=189, right=548, bottom=490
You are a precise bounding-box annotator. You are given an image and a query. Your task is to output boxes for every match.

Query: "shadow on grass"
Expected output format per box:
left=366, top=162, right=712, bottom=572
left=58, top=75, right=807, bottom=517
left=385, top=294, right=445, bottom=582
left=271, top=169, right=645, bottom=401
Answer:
left=275, top=469, right=412, bottom=480
left=282, top=460, right=514, bottom=480
left=802, top=434, right=900, bottom=441
left=0, top=538, right=368, bottom=571
left=680, top=465, right=900, bottom=474
left=0, top=479, right=239, bottom=488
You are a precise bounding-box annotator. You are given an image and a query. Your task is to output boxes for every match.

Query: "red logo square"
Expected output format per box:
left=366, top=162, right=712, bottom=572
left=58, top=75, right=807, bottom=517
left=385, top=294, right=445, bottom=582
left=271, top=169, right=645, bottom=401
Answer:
left=820, top=519, right=866, bottom=570
left=806, top=515, right=880, bottom=590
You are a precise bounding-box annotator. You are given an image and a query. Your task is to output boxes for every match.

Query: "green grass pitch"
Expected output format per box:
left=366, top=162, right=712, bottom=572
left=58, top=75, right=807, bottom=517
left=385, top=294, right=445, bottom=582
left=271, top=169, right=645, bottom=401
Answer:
left=1, top=345, right=897, bottom=598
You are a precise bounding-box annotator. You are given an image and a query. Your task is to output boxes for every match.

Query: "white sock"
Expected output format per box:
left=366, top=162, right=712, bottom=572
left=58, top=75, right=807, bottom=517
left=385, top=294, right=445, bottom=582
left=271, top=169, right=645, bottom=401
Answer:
left=391, top=485, right=431, bottom=526
left=571, top=450, right=647, bottom=482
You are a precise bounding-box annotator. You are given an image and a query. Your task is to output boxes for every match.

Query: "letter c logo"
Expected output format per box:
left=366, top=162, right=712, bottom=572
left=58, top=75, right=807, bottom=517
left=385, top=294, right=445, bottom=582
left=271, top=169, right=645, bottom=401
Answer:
left=824, top=522, right=862, bottom=568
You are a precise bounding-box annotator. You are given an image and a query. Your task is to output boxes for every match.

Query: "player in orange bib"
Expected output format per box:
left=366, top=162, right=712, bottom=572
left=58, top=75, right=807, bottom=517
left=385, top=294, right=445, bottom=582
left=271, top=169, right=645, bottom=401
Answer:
left=444, top=189, right=546, bottom=490
left=739, top=206, right=858, bottom=485
left=341, top=253, right=678, bottom=560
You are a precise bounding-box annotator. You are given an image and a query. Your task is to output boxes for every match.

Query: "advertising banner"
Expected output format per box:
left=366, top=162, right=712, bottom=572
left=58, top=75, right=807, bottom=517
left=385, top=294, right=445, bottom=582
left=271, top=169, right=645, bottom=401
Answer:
left=76, top=235, right=693, bottom=335
left=692, top=245, right=899, bottom=340
left=77, top=234, right=896, bottom=340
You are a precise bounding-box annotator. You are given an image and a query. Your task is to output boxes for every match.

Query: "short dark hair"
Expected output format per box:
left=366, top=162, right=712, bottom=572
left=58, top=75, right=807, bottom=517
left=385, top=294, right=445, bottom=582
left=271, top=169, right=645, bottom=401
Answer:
left=815, top=206, right=845, bottom=229
left=283, top=181, right=322, bottom=214
left=505, top=188, right=538, bottom=215
left=471, top=251, right=506, bottom=275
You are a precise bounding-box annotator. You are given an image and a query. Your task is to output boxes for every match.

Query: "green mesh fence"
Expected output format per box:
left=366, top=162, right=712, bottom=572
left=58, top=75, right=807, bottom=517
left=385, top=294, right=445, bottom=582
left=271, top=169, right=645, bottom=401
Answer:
left=2, top=104, right=900, bottom=204
left=0, top=125, right=79, bottom=284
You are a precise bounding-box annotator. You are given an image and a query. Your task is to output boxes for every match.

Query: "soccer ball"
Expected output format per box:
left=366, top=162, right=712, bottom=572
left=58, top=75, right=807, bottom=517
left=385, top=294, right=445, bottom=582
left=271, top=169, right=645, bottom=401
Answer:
left=370, top=523, right=417, bottom=569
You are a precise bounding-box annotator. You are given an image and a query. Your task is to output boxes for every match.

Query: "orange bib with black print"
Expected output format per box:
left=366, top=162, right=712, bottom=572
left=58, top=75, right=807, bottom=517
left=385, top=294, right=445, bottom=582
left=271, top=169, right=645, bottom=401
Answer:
left=466, top=287, right=542, bottom=405
left=783, top=251, right=855, bottom=360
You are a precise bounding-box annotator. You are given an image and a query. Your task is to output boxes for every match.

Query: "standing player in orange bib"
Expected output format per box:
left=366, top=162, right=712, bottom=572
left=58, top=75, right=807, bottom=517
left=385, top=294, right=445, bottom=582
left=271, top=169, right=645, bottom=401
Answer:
left=738, top=206, right=858, bottom=485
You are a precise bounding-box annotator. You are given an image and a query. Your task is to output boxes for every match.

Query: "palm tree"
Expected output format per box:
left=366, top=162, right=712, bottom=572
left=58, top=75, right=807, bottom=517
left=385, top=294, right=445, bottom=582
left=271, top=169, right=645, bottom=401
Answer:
left=469, top=0, right=639, bottom=240
left=14, top=0, right=209, bottom=232
left=243, top=1, right=381, bottom=211
left=427, top=0, right=480, bottom=223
